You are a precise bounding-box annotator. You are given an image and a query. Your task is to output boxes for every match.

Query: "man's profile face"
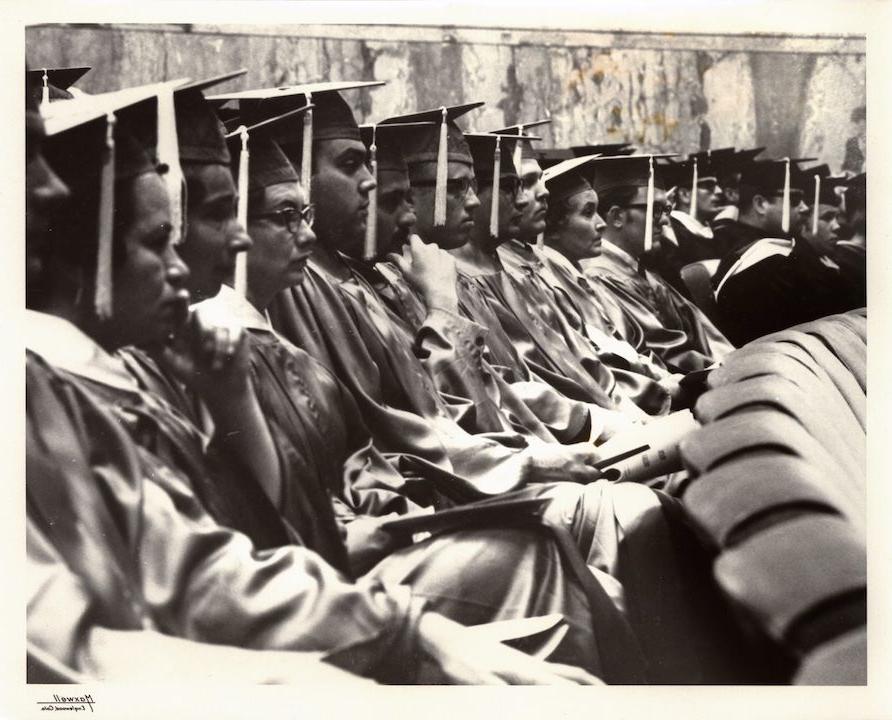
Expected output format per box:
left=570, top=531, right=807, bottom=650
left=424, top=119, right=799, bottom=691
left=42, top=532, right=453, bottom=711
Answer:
left=518, top=158, right=549, bottom=242
left=311, top=138, right=376, bottom=258
left=180, top=163, right=252, bottom=303
left=410, top=161, right=480, bottom=250
left=375, top=169, right=417, bottom=258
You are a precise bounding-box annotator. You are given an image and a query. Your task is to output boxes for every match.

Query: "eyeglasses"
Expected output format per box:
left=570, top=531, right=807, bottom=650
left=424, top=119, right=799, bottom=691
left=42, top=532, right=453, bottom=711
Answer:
left=622, top=201, right=672, bottom=220
left=413, top=177, right=479, bottom=198
left=250, top=204, right=315, bottom=233
left=497, top=177, right=522, bottom=198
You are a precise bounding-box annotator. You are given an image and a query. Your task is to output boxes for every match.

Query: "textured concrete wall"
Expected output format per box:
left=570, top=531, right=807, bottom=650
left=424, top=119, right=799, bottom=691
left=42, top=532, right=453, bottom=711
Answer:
left=26, top=23, right=866, bottom=172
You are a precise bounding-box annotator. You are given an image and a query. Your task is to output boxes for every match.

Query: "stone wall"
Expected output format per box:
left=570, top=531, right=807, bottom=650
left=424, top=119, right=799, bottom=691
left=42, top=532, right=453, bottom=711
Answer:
left=26, top=23, right=866, bottom=172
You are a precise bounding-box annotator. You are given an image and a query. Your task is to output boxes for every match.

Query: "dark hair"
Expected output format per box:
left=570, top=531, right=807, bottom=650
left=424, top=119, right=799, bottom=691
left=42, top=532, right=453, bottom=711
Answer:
left=738, top=183, right=761, bottom=213
left=597, top=185, right=639, bottom=216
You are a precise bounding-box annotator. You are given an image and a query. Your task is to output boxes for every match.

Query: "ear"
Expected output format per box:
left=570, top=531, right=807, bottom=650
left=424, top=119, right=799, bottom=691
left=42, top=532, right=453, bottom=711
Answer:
left=605, top=205, right=625, bottom=228
left=752, top=193, right=769, bottom=216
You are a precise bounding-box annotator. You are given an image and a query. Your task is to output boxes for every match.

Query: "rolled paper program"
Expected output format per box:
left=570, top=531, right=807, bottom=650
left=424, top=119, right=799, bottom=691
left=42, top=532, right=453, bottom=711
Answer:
left=594, top=410, right=699, bottom=484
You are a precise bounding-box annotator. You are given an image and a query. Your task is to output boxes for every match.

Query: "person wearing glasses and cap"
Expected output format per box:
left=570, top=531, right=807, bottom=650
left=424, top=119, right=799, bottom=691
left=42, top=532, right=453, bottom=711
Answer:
left=642, top=151, right=730, bottom=296
left=582, top=155, right=734, bottom=371
left=25, top=77, right=615, bottom=686
left=711, top=159, right=861, bottom=345
left=364, top=113, right=618, bottom=446
left=535, top=156, right=687, bottom=410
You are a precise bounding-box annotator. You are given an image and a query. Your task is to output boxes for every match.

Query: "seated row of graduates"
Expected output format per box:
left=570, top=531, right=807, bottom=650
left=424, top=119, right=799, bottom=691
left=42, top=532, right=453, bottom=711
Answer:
left=27, top=69, right=797, bottom=684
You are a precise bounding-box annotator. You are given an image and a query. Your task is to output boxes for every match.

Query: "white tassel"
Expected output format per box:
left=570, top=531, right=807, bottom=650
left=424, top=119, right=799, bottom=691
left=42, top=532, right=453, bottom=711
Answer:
left=643, top=156, right=655, bottom=253
left=41, top=68, right=50, bottom=106
left=433, top=107, right=448, bottom=227
left=300, top=93, right=313, bottom=203
left=689, top=156, right=698, bottom=219
left=364, top=125, right=378, bottom=261
left=811, top=173, right=820, bottom=236
left=513, top=124, right=524, bottom=173
left=95, top=113, right=116, bottom=319
left=536, top=232, right=544, bottom=249
left=234, top=126, right=249, bottom=297
left=156, top=86, right=184, bottom=246
left=489, top=136, right=501, bottom=240
left=781, top=157, right=791, bottom=234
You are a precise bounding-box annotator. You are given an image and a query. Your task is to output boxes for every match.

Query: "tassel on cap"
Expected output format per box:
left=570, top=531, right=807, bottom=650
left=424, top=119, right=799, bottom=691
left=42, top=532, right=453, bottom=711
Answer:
left=781, top=157, right=791, bottom=234
left=433, top=107, right=448, bottom=227
left=234, top=126, right=250, bottom=297
left=535, top=232, right=544, bottom=249
left=157, top=86, right=184, bottom=246
left=689, top=156, right=698, bottom=219
left=300, top=92, right=313, bottom=202
left=363, top=124, right=378, bottom=261
left=41, top=69, right=50, bottom=106
left=811, top=173, right=821, bottom=236
left=489, top=136, right=501, bottom=239
left=513, top=123, right=524, bottom=173
left=643, top=156, right=655, bottom=253
left=95, top=113, right=116, bottom=319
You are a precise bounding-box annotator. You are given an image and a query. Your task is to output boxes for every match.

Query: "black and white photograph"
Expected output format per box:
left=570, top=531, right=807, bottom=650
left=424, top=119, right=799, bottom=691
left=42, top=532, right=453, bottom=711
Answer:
left=7, top=1, right=890, bottom=717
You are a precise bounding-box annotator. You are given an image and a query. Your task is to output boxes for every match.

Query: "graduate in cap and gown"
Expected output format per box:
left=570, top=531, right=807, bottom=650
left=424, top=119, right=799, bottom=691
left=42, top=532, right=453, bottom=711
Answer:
left=210, top=84, right=766, bottom=681
left=832, top=172, right=867, bottom=307
left=192, top=111, right=673, bottom=679
left=642, top=150, right=731, bottom=296
left=711, top=159, right=861, bottom=345
left=26, top=77, right=617, bottom=686
left=519, top=152, right=685, bottom=412
left=226, top=83, right=625, bottom=491
left=581, top=155, right=734, bottom=369
left=363, top=113, right=624, bottom=445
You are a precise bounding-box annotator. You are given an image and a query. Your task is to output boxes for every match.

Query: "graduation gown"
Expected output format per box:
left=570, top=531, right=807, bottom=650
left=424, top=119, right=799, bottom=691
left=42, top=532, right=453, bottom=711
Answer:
left=496, top=240, right=654, bottom=419
left=582, top=240, right=734, bottom=370
left=832, top=240, right=867, bottom=308
left=361, top=259, right=608, bottom=444
left=27, top=312, right=652, bottom=681
left=26, top=344, right=425, bottom=681
left=533, top=245, right=674, bottom=415
left=268, top=259, right=548, bottom=502
left=264, top=283, right=759, bottom=683
left=645, top=211, right=729, bottom=297
left=712, top=221, right=861, bottom=346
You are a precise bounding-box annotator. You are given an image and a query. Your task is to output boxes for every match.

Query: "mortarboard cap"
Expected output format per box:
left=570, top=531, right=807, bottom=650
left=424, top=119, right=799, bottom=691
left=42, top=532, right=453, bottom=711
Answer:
left=739, top=158, right=815, bottom=233
left=799, top=163, right=846, bottom=235
left=173, top=70, right=248, bottom=167
left=42, top=84, right=165, bottom=319
left=590, top=154, right=675, bottom=252
left=490, top=119, right=551, bottom=163
left=209, top=80, right=383, bottom=204
left=542, top=153, right=600, bottom=205
left=570, top=143, right=636, bottom=158
left=381, top=102, right=483, bottom=227
left=535, top=147, right=574, bottom=170
left=465, top=132, right=533, bottom=239
left=224, top=105, right=310, bottom=295
left=358, top=121, right=435, bottom=260
left=27, top=66, right=90, bottom=107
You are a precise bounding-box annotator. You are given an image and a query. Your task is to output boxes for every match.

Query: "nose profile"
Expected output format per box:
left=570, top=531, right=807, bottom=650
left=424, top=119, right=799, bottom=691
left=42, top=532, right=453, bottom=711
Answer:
left=229, top=219, right=253, bottom=253
left=166, top=246, right=191, bottom=286
left=465, top=187, right=481, bottom=213
left=515, top=187, right=530, bottom=211
left=296, top=221, right=317, bottom=251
